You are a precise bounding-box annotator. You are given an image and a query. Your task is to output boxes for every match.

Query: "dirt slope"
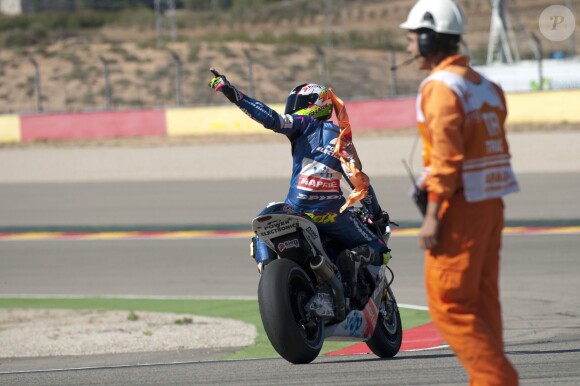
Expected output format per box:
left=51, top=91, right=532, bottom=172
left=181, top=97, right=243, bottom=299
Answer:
left=0, top=0, right=576, bottom=114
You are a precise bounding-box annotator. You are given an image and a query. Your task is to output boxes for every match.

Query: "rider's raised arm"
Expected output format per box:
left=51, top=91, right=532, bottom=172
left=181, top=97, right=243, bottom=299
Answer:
left=235, top=95, right=304, bottom=137
left=208, top=68, right=304, bottom=138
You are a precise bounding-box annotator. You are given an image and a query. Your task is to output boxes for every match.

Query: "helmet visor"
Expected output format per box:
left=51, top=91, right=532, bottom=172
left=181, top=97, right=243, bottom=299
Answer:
left=284, top=89, right=318, bottom=115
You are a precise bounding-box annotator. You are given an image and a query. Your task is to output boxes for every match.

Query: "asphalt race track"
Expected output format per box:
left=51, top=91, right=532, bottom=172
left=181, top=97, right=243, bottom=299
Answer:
left=1, top=133, right=579, bottom=385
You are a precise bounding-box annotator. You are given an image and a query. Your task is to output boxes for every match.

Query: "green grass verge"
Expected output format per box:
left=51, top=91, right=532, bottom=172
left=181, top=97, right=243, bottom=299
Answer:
left=0, top=297, right=430, bottom=360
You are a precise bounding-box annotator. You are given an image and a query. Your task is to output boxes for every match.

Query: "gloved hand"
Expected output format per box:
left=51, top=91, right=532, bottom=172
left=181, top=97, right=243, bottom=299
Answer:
left=208, top=68, right=244, bottom=103
left=372, top=210, right=394, bottom=234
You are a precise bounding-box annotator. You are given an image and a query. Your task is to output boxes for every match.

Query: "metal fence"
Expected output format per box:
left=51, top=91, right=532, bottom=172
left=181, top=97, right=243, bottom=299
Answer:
left=2, top=0, right=577, bottom=114
left=1, top=43, right=425, bottom=114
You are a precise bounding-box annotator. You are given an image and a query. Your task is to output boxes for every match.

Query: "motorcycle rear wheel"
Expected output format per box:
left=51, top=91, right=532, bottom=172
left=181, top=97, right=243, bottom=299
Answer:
left=258, top=258, right=323, bottom=364
left=366, top=286, right=402, bottom=358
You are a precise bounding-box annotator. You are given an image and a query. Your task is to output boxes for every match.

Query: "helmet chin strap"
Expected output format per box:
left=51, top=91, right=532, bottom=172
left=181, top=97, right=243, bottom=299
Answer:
left=328, top=88, right=370, bottom=213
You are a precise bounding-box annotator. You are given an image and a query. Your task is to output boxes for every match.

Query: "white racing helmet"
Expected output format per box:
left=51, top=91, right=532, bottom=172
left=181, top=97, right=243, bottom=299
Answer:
left=284, top=83, right=333, bottom=120
left=400, top=0, right=466, bottom=35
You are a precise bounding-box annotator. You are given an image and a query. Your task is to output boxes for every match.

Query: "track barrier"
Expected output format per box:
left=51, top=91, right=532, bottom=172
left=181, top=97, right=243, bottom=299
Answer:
left=1, top=90, right=578, bottom=143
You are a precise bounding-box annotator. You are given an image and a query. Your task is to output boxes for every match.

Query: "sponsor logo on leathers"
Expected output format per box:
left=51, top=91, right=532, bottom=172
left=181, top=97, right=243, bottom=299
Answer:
left=316, top=137, right=339, bottom=158
left=297, top=193, right=342, bottom=201
left=298, top=159, right=341, bottom=193
left=305, top=212, right=338, bottom=224
left=351, top=216, right=374, bottom=242
left=299, top=176, right=339, bottom=192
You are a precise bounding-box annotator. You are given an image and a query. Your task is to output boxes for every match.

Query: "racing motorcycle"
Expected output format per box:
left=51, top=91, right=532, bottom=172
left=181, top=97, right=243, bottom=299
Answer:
left=251, top=203, right=402, bottom=364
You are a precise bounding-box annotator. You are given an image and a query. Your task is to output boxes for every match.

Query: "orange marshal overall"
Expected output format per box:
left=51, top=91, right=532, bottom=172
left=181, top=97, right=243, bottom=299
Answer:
left=417, top=55, right=519, bottom=386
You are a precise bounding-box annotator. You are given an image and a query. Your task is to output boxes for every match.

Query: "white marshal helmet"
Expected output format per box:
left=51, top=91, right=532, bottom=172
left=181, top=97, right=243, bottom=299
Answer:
left=399, top=0, right=466, bottom=35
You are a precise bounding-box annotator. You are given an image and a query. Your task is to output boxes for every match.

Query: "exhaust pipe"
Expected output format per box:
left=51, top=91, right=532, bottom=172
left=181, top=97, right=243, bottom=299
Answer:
left=310, top=255, right=345, bottom=320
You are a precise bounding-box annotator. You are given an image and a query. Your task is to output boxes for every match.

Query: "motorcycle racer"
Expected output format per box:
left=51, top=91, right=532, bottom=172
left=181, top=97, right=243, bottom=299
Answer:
left=209, top=69, right=390, bottom=272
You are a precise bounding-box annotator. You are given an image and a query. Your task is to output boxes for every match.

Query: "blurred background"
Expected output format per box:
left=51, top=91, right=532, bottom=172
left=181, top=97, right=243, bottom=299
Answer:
left=0, top=0, right=578, bottom=114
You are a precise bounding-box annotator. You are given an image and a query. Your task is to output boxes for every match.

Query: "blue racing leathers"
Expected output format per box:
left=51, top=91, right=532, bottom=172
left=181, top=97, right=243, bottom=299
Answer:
left=237, top=95, right=386, bottom=265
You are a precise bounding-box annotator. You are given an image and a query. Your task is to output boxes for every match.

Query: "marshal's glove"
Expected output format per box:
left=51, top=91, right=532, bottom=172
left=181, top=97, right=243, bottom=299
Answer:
left=208, top=68, right=244, bottom=103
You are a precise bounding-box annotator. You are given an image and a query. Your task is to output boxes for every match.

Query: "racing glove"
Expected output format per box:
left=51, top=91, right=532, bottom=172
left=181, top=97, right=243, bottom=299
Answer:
left=208, top=68, right=244, bottom=103
left=372, top=210, right=396, bottom=235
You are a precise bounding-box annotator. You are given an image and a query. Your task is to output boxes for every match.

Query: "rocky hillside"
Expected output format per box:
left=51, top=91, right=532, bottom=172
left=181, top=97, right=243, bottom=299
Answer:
left=0, top=0, right=576, bottom=114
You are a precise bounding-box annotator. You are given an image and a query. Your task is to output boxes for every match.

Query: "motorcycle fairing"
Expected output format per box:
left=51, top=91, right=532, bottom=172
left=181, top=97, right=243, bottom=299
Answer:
left=323, top=298, right=379, bottom=340
left=252, top=213, right=327, bottom=260
left=323, top=265, right=388, bottom=340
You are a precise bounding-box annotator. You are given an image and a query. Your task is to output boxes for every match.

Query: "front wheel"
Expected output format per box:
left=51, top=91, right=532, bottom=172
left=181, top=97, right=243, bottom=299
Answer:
left=258, top=258, right=323, bottom=364
left=366, top=286, right=402, bottom=358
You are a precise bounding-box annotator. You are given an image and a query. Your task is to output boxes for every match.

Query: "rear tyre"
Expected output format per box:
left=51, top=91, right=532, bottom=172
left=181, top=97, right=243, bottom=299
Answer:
left=366, top=286, right=402, bottom=358
left=258, top=259, right=323, bottom=364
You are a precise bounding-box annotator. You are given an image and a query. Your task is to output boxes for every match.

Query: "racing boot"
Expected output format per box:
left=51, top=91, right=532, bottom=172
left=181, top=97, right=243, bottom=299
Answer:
left=337, top=245, right=375, bottom=299
left=350, top=245, right=375, bottom=266
left=337, top=250, right=356, bottom=298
